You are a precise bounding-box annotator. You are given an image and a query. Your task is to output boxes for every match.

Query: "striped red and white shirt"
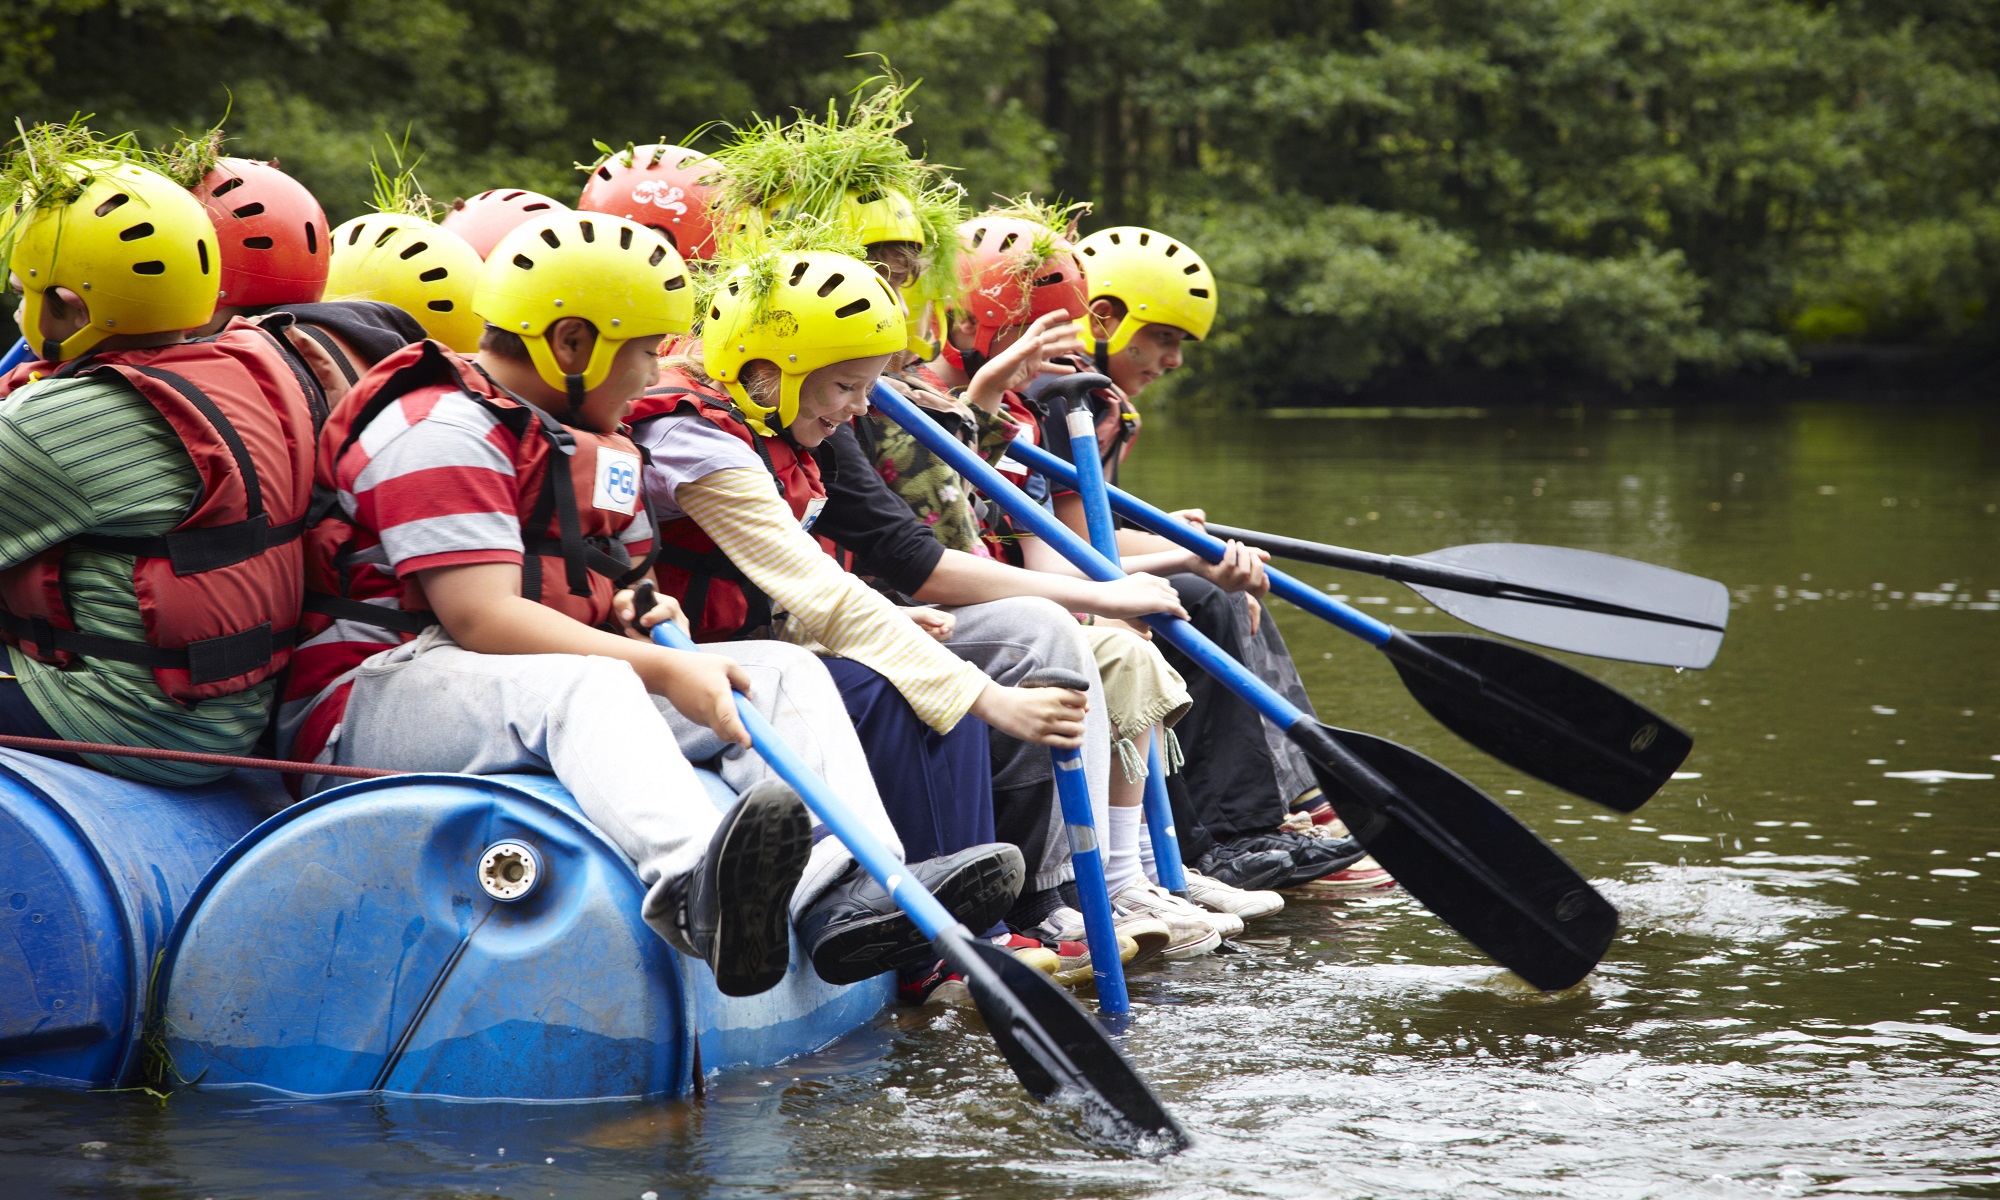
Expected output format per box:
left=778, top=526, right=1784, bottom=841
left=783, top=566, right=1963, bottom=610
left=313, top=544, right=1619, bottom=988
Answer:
left=279, top=381, right=653, bottom=764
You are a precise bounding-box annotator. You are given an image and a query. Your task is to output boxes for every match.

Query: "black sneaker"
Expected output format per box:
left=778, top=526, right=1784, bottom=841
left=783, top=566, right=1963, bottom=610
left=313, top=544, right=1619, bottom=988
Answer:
left=1219, top=828, right=1369, bottom=889
left=1191, top=844, right=1294, bottom=891
left=797, top=843, right=1025, bottom=985
left=648, top=780, right=812, bottom=998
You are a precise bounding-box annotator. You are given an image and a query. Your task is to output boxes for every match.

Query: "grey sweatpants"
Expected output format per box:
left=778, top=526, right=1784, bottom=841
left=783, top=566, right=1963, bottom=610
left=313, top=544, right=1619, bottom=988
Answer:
left=316, top=628, right=904, bottom=944
left=935, top=596, right=1110, bottom=892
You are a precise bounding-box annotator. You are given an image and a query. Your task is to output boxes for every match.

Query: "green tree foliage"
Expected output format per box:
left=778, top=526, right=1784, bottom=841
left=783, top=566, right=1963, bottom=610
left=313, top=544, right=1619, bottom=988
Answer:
left=8, top=0, right=1997, bottom=398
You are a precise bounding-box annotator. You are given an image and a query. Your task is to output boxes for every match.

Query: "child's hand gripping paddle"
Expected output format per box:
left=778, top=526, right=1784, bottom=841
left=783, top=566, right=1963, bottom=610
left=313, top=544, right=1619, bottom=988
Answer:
left=872, top=382, right=1619, bottom=991
left=1003, top=435, right=1692, bottom=814
left=632, top=583, right=1187, bottom=1153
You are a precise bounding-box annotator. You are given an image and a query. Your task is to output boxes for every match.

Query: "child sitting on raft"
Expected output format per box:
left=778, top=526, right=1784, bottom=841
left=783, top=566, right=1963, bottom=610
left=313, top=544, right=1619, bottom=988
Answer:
left=279, top=209, right=1024, bottom=998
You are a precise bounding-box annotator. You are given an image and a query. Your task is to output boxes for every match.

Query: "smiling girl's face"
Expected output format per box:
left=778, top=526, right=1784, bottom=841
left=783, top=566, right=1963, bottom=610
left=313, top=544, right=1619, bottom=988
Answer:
left=784, top=354, right=894, bottom=447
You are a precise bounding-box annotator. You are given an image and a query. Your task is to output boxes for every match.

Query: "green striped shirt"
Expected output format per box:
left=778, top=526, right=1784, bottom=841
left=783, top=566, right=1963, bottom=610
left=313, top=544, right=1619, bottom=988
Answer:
left=0, top=371, right=274, bottom=785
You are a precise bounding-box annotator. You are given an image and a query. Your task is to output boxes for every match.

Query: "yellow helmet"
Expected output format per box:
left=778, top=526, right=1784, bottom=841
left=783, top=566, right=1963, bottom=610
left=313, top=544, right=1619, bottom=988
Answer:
left=1073, top=226, right=1217, bottom=358
left=840, top=186, right=924, bottom=247
left=703, top=251, right=906, bottom=436
left=900, top=266, right=946, bottom=360
left=324, top=213, right=484, bottom=351
left=475, top=211, right=695, bottom=394
left=7, top=159, right=219, bottom=362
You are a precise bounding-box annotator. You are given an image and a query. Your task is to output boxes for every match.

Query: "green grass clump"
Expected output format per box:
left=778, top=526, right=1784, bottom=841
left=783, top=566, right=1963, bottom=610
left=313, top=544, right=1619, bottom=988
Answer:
left=0, top=116, right=143, bottom=266
left=365, top=130, right=438, bottom=221
left=710, top=73, right=964, bottom=286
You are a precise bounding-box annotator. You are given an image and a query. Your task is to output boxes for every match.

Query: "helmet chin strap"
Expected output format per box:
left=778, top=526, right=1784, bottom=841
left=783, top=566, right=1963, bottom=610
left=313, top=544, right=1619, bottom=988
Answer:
left=1093, top=338, right=1111, bottom=375
left=563, top=372, right=589, bottom=423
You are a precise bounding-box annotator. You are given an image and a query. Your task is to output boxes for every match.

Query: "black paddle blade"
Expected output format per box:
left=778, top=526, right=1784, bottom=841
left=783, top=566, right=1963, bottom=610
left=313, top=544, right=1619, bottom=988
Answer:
left=938, top=927, right=1189, bottom=1155
left=1380, top=631, right=1692, bottom=813
left=1290, top=722, right=1618, bottom=991
left=1407, top=543, right=1729, bottom=669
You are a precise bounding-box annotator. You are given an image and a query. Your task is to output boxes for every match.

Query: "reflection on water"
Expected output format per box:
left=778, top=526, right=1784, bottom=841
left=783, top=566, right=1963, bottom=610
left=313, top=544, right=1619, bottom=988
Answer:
left=3, top=400, right=1997, bottom=1198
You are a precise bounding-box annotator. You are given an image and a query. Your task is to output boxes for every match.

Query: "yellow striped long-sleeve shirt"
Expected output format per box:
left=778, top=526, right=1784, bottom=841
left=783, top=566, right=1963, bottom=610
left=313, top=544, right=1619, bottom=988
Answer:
left=675, top=467, right=988, bottom=733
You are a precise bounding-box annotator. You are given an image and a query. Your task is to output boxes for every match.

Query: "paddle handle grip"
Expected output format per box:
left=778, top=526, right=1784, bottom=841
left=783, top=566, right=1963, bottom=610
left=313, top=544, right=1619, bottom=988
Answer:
left=1002, top=436, right=1396, bottom=647
left=0, top=337, right=33, bottom=375
left=872, top=382, right=1312, bottom=738
left=645, top=604, right=958, bottom=941
left=1202, top=522, right=1505, bottom=596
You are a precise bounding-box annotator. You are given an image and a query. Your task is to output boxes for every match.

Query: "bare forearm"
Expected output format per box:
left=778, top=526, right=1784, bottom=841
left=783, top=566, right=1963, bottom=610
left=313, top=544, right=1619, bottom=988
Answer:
left=912, top=547, right=1112, bottom=609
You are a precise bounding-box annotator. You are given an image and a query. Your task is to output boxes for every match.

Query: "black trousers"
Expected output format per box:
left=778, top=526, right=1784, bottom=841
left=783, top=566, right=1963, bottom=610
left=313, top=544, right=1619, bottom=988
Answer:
left=1157, top=573, right=1320, bottom=860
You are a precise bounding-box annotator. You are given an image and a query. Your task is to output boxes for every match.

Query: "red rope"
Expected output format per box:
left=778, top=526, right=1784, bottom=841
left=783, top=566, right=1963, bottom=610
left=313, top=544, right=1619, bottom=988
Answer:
left=0, top=734, right=398, bottom=779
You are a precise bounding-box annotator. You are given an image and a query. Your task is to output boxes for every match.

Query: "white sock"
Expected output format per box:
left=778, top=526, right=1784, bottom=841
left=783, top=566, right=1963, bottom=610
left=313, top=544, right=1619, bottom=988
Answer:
left=1104, top=804, right=1144, bottom=897
left=1138, top=812, right=1160, bottom=884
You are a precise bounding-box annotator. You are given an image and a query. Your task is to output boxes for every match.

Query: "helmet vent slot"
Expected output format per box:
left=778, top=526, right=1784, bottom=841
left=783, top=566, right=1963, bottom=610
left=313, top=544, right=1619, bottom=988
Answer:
left=419, top=267, right=448, bottom=282
left=790, top=262, right=812, bottom=287
left=997, top=233, right=1019, bottom=253
left=1164, top=243, right=1180, bottom=257
left=969, top=228, right=986, bottom=249
left=855, top=189, right=885, bottom=204
left=94, top=193, right=130, bottom=218
left=664, top=274, right=687, bottom=291
left=710, top=306, right=722, bottom=320
left=305, top=223, right=318, bottom=254
left=596, top=166, right=612, bottom=181
left=372, top=227, right=396, bottom=248
left=348, top=224, right=367, bottom=246
left=1137, top=232, right=1151, bottom=246
left=428, top=299, right=455, bottom=312
left=833, top=298, right=869, bottom=319
left=540, top=228, right=562, bottom=249
left=232, top=202, right=266, bottom=219
left=512, top=253, right=535, bottom=270
left=119, top=222, right=155, bottom=242
left=399, top=241, right=429, bottom=261
left=1033, top=273, right=1065, bottom=288
left=1107, top=231, right=1122, bottom=245
left=243, top=236, right=275, bottom=250
left=1081, top=245, right=1097, bottom=256
left=1189, top=287, right=1210, bottom=298
left=1184, top=263, right=1201, bottom=275
left=502, top=191, right=526, bottom=201
left=212, top=177, right=245, bottom=198
left=618, top=227, right=634, bottom=250
left=817, top=272, right=845, bottom=297
left=132, top=260, right=166, bottom=275
left=199, top=241, right=210, bottom=273
left=579, top=220, right=595, bottom=243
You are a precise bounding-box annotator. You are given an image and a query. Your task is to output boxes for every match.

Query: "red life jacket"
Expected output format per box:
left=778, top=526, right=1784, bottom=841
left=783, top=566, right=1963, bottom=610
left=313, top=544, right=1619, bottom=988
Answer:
left=631, top=369, right=826, bottom=642
left=0, top=319, right=323, bottom=702
left=306, top=340, right=657, bottom=637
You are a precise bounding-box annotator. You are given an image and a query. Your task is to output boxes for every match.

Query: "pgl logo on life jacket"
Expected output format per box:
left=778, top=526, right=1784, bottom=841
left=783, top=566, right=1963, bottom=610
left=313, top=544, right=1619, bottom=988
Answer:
left=594, top=448, right=641, bottom=513
left=630, top=181, right=688, bottom=215
left=800, top=496, right=828, bottom=532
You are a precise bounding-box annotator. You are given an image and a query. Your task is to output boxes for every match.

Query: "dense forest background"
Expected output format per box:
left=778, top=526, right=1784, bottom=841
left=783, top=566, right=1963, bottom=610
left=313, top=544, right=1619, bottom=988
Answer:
left=6, top=0, right=1997, bottom=402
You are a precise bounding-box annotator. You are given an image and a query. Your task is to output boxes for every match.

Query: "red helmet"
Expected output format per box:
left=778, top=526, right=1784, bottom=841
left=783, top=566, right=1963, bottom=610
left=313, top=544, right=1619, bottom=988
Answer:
left=953, top=215, right=1089, bottom=358
left=441, top=188, right=570, bottom=260
left=193, top=157, right=330, bottom=309
left=577, top=144, right=722, bottom=261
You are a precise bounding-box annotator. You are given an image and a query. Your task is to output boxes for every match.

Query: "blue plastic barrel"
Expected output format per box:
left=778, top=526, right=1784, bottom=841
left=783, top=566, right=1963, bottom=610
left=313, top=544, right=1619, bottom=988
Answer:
left=0, top=749, right=272, bottom=1088
left=157, top=771, right=892, bottom=1100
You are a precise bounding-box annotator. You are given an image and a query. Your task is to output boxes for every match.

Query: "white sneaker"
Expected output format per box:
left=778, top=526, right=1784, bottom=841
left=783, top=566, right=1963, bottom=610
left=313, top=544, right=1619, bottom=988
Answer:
left=1184, top=869, right=1284, bottom=921
left=1033, top=905, right=1161, bottom=970
left=1113, top=880, right=1231, bottom=955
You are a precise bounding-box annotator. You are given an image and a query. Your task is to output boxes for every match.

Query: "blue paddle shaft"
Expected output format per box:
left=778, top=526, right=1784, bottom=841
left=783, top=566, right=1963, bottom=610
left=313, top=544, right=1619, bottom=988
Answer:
left=1141, top=740, right=1187, bottom=892
left=1003, top=436, right=1396, bottom=647
left=649, top=620, right=959, bottom=940
left=0, top=337, right=33, bottom=375
left=1049, top=388, right=1190, bottom=895
left=870, top=382, right=1311, bottom=734
left=1050, top=744, right=1130, bottom=1011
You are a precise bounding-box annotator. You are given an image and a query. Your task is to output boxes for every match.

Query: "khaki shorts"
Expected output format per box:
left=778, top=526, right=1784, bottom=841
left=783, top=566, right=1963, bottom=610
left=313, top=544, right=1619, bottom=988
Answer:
left=1078, top=621, right=1191, bottom=781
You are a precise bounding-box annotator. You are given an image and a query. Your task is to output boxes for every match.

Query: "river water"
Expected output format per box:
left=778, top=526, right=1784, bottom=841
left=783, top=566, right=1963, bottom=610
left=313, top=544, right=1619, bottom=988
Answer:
left=4, top=398, right=1997, bottom=1198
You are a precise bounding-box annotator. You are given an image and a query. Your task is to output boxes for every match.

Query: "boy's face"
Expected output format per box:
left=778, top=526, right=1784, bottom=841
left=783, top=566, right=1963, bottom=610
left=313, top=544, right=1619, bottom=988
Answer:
left=1103, top=317, right=1191, bottom=397
left=789, top=354, right=893, bottom=448
left=577, top=334, right=664, bottom=433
